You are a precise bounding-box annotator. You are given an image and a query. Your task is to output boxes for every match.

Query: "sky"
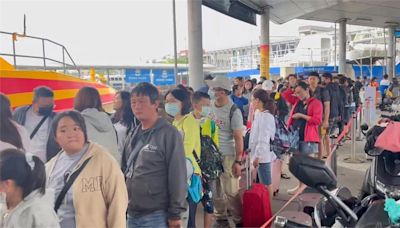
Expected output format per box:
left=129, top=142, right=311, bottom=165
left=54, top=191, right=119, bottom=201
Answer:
left=0, top=0, right=367, bottom=66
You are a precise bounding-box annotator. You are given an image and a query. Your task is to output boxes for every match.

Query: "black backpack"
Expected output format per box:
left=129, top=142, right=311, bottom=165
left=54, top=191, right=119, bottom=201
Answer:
left=193, top=121, right=224, bottom=180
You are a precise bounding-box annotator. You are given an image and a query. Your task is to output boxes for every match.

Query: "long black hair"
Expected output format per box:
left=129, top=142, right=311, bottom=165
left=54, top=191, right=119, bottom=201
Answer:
left=113, top=91, right=137, bottom=132
left=0, top=149, right=46, bottom=197
left=0, top=93, right=23, bottom=149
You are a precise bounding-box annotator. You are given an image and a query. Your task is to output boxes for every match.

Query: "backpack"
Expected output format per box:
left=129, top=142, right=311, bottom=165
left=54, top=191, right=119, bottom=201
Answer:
left=193, top=121, right=224, bottom=180
left=229, top=104, right=239, bottom=128
left=229, top=104, right=248, bottom=152
left=270, top=117, right=291, bottom=158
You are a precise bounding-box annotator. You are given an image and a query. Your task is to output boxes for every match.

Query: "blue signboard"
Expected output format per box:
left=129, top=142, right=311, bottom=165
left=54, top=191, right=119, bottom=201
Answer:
left=295, top=66, right=336, bottom=74
left=125, top=69, right=151, bottom=83
left=153, top=69, right=176, bottom=86
left=226, top=67, right=281, bottom=78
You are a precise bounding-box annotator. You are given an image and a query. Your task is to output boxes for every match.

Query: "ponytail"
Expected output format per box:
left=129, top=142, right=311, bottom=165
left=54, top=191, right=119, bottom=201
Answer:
left=0, top=149, right=46, bottom=197
left=26, top=155, right=46, bottom=196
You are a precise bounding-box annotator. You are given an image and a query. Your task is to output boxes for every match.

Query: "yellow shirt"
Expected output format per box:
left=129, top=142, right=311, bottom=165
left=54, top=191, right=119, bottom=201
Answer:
left=173, top=114, right=201, bottom=174
left=199, top=118, right=219, bottom=148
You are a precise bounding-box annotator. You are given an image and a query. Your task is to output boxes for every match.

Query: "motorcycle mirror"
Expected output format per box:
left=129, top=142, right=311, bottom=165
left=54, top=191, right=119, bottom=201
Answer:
left=289, top=155, right=337, bottom=191
left=367, top=147, right=384, bottom=156
left=361, top=124, right=369, bottom=131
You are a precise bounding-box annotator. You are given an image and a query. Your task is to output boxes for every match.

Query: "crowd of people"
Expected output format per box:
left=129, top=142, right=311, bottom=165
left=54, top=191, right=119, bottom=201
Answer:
left=0, top=70, right=395, bottom=228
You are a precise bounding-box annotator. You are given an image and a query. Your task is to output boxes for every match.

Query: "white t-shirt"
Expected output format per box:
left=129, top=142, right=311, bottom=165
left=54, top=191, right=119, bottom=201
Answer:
left=24, top=108, right=50, bottom=162
left=47, top=144, right=88, bottom=228
left=249, top=111, right=276, bottom=163
left=380, top=79, right=391, bottom=86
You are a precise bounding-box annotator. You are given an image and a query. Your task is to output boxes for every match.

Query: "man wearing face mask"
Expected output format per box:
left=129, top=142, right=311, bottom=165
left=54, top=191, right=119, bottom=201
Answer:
left=206, top=75, right=244, bottom=227
left=13, top=86, right=60, bottom=162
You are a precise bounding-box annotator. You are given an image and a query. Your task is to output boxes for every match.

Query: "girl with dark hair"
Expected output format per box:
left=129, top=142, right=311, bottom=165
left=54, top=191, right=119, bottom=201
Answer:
left=244, top=79, right=254, bottom=95
left=0, top=93, right=30, bottom=151
left=243, top=80, right=254, bottom=123
left=230, top=85, right=249, bottom=122
left=112, top=91, right=138, bottom=154
left=249, top=89, right=276, bottom=199
left=73, top=87, right=119, bottom=162
left=165, top=88, right=201, bottom=228
left=46, top=111, right=128, bottom=228
left=287, top=81, right=323, bottom=194
left=0, top=149, right=59, bottom=227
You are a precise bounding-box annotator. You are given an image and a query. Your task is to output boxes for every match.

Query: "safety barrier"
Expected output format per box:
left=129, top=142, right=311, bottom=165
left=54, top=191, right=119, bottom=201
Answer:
left=343, top=105, right=365, bottom=163
left=260, top=105, right=364, bottom=228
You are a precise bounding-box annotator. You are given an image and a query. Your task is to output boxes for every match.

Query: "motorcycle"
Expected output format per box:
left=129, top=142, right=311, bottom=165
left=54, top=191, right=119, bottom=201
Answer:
left=274, top=154, right=397, bottom=227
left=274, top=155, right=359, bottom=228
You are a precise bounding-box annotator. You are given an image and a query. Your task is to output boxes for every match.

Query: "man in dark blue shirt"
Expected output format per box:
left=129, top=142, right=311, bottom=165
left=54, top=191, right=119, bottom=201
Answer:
left=197, top=75, right=214, bottom=94
left=230, top=85, right=248, bottom=123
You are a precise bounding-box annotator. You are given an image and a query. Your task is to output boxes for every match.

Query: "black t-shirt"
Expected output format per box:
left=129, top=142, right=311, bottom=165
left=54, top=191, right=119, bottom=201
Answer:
left=325, top=83, right=341, bottom=119
left=292, top=101, right=308, bottom=141
left=310, top=86, right=330, bottom=103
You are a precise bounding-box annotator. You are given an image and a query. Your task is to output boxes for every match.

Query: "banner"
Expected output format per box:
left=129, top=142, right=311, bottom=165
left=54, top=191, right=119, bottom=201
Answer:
left=153, top=69, right=175, bottom=86
left=125, top=69, right=151, bottom=83
left=260, top=44, right=270, bottom=79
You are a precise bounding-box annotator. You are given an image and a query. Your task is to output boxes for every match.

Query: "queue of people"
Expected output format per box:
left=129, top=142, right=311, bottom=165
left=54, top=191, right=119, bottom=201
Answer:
left=0, top=71, right=370, bottom=228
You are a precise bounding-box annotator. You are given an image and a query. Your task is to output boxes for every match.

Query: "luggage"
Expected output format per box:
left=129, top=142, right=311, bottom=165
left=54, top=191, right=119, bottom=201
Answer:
left=271, top=159, right=282, bottom=196
left=242, top=152, right=273, bottom=227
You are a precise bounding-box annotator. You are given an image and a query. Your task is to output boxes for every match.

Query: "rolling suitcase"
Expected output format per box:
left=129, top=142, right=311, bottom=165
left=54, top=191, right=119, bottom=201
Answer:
left=242, top=152, right=273, bottom=227
left=271, top=159, right=282, bottom=196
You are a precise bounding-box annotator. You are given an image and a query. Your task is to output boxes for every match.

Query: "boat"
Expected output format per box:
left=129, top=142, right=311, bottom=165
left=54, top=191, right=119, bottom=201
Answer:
left=0, top=31, right=116, bottom=111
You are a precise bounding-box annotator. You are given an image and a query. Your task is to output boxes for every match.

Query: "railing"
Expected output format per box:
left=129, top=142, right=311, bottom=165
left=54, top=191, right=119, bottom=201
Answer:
left=0, top=31, right=80, bottom=76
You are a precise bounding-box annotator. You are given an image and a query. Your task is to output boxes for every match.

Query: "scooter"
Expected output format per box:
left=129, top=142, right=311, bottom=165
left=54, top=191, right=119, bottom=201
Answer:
left=354, top=115, right=400, bottom=227
left=359, top=114, right=400, bottom=200
left=273, top=155, right=359, bottom=228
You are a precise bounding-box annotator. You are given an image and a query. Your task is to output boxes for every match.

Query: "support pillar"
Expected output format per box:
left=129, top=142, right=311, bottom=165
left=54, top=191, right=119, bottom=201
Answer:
left=260, top=7, right=270, bottom=80
left=338, top=19, right=347, bottom=74
left=187, top=0, right=203, bottom=90
left=387, top=27, right=395, bottom=80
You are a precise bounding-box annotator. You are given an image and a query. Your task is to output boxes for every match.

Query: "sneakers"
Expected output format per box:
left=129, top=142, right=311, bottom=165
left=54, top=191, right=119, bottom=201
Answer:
left=214, top=218, right=229, bottom=228
left=287, top=185, right=299, bottom=195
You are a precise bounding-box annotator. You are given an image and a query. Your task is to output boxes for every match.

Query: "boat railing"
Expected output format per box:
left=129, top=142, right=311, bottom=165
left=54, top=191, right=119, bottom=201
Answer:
left=0, top=31, right=81, bottom=76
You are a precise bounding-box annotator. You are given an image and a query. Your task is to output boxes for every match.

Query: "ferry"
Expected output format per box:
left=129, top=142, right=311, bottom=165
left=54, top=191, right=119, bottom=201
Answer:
left=0, top=31, right=116, bottom=111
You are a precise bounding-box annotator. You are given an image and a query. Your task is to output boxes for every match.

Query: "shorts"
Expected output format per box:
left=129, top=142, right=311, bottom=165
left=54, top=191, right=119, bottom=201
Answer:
left=299, top=141, right=319, bottom=154
left=328, top=117, right=340, bottom=135
left=257, top=162, right=272, bottom=185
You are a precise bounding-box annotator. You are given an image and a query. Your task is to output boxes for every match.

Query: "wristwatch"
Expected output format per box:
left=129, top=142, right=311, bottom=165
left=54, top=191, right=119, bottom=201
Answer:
left=234, top=160, right=242, bottom=165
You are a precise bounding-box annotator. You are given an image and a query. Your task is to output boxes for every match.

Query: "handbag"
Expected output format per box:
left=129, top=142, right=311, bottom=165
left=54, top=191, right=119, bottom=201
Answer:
left=375, top=122, right=400, bottom=152
left=186, top=157, right=203, bottom=203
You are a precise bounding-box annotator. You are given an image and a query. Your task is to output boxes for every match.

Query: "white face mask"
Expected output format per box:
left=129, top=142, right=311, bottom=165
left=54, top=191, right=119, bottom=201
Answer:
left=208, top=90, right=215, bottom=100
left=201, top=106, right=211, bottom=117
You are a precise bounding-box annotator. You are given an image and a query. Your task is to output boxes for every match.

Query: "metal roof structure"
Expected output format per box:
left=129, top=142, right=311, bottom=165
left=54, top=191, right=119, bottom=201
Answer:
left=240, top=0, right=400, bottom=28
